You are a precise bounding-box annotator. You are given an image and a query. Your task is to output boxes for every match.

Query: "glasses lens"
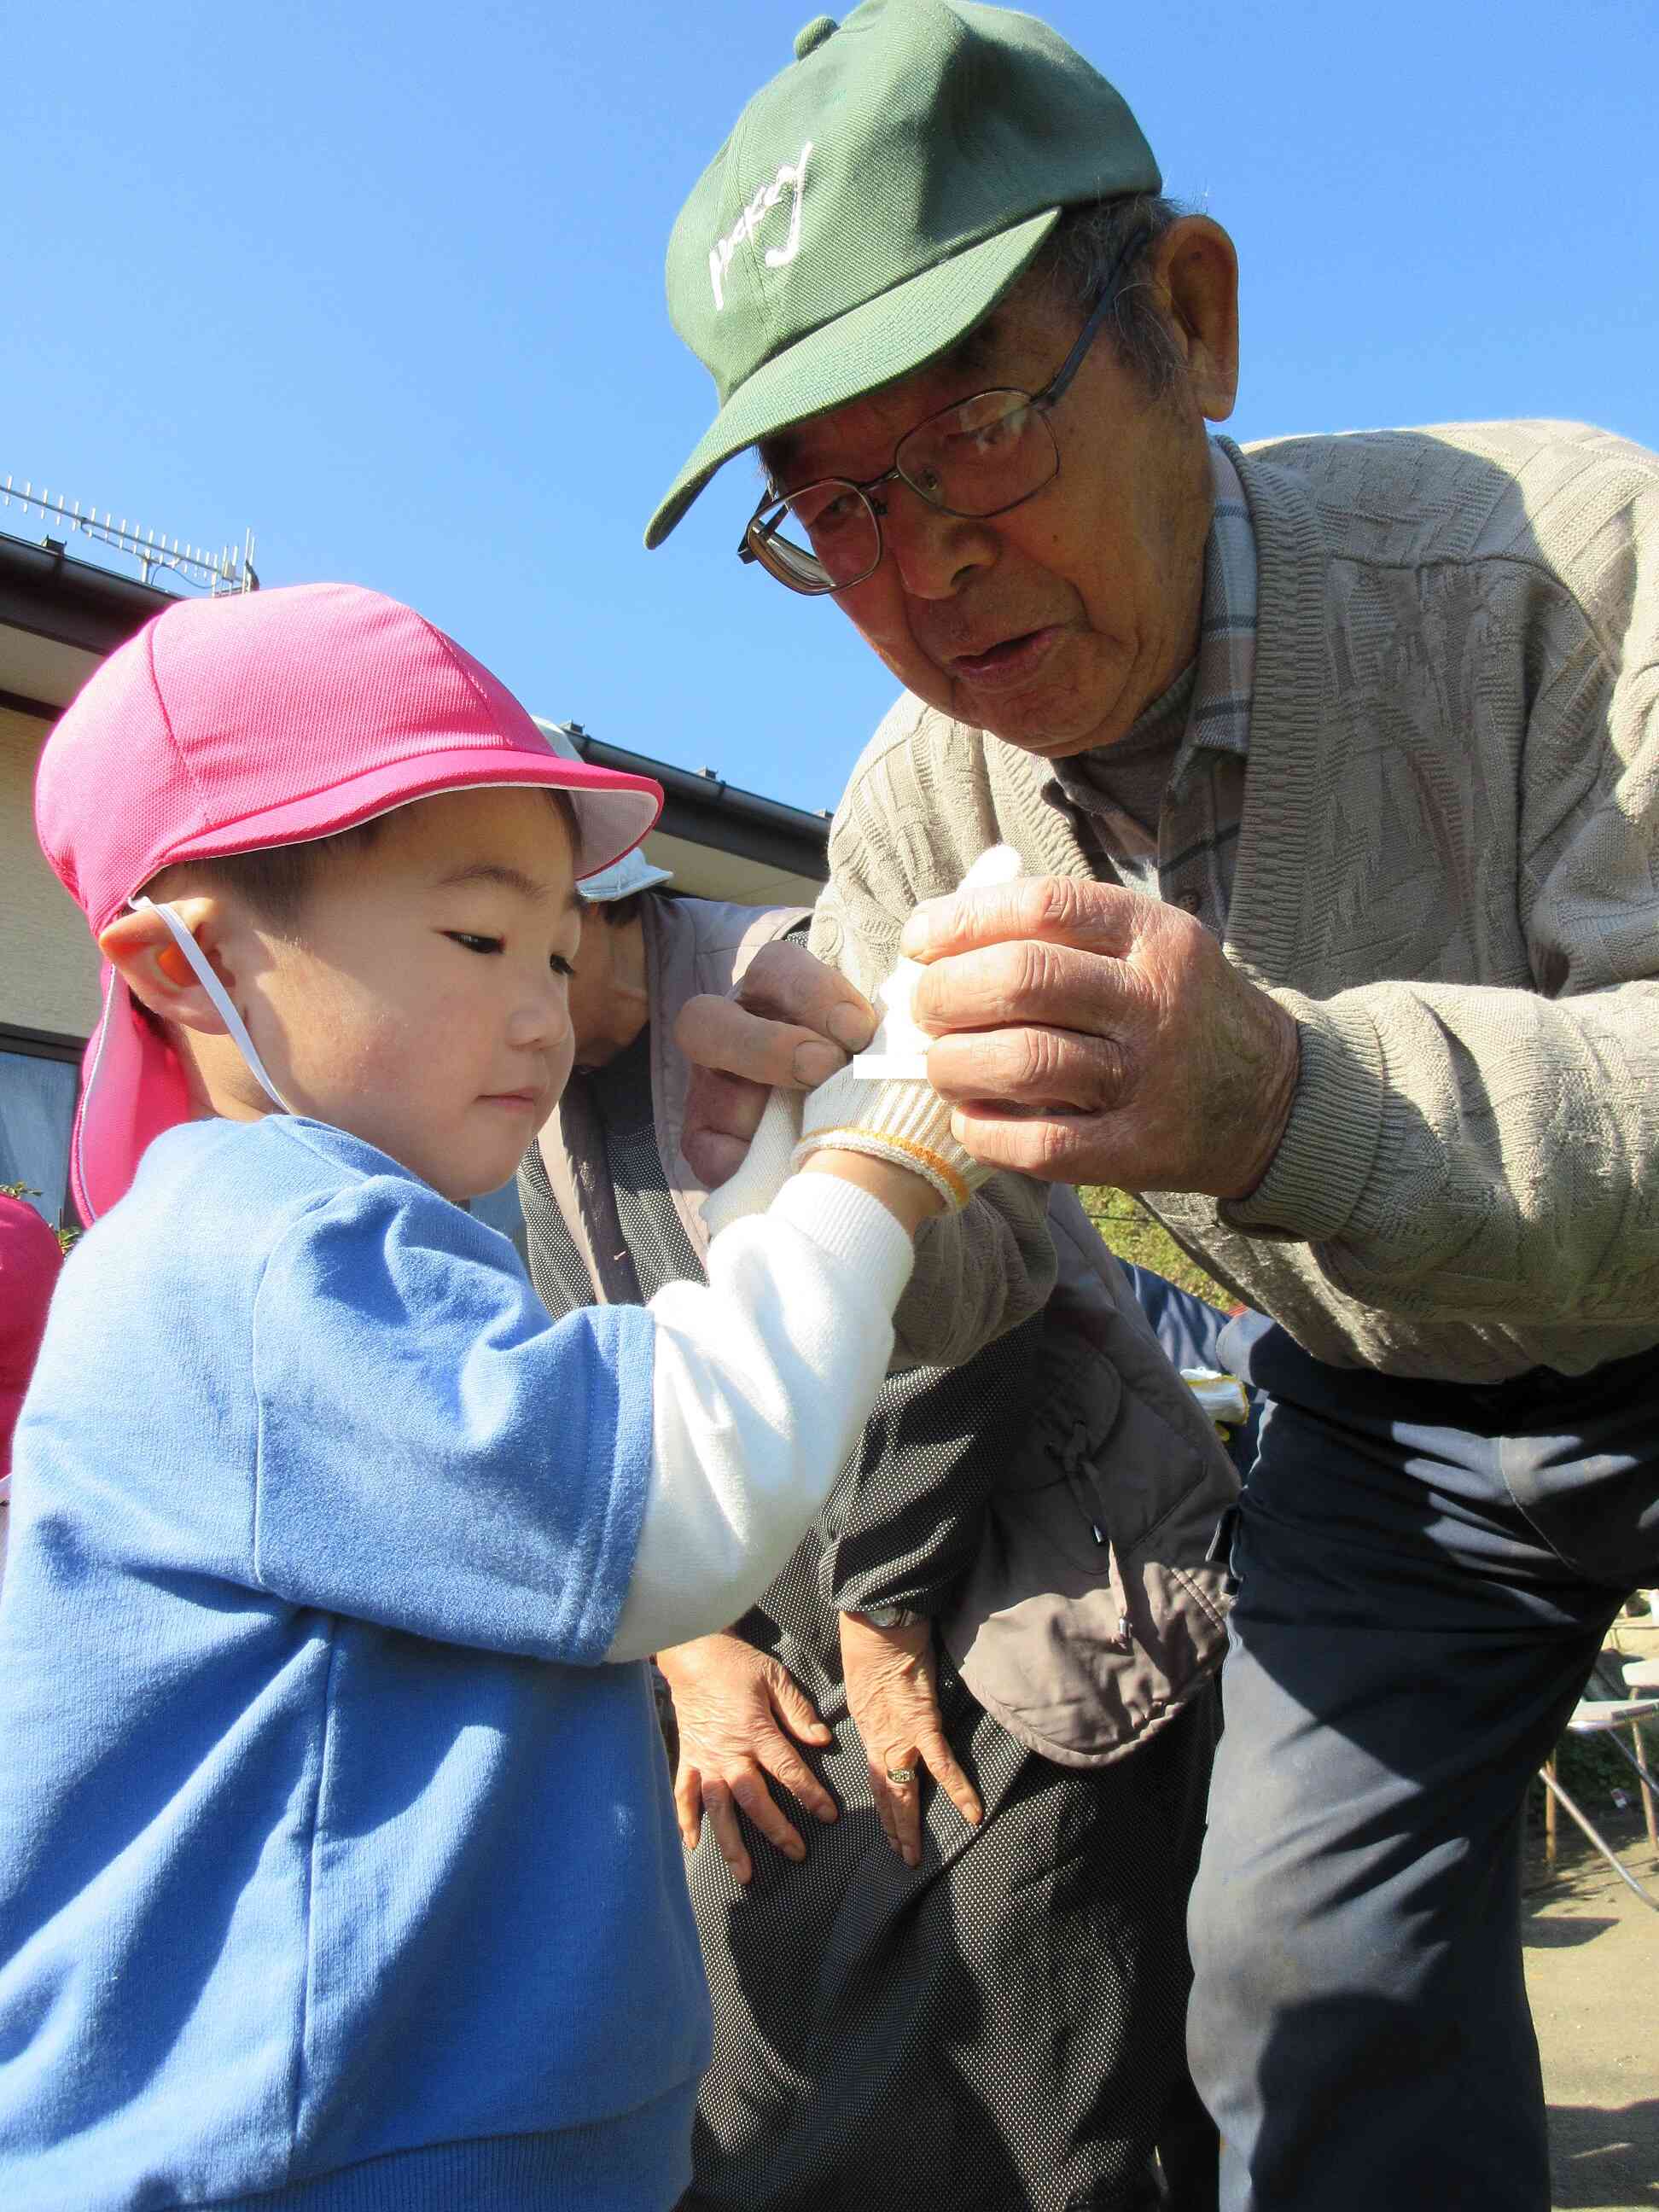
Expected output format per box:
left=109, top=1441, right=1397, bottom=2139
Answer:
left=750, top=483, right=879, bottom=593
left=897, top=390, right=1057, bottom=518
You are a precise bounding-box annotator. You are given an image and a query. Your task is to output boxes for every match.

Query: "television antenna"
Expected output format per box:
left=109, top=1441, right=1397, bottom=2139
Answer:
left=0, top=476, right=257, bottom=595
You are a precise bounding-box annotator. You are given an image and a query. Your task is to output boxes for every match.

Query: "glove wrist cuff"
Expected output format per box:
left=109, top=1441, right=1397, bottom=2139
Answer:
left=793, top=1126, right=972, bottom=1210
left=793, top=1077, right=982, bottom=1212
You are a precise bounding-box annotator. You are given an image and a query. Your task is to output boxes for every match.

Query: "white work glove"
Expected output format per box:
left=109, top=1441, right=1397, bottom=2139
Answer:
left=795, top=846, right=1023, bottom=1214
left=791, top=1064, right=988, bottom=1212
left=699, top=1087, right=804, bottom=1241
left=847, top=844, right=1024, bottom=1080
left=700, top=846, right=1026, bottom=1232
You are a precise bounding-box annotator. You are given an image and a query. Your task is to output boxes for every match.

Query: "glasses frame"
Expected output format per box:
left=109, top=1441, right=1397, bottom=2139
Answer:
left=738, top=235, right=1143, bottom=597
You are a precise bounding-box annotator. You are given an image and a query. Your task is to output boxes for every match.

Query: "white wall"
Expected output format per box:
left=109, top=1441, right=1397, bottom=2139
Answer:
left=0, top=707, right=98, bottom=1039
left=638, top=826, right=822, bottom=911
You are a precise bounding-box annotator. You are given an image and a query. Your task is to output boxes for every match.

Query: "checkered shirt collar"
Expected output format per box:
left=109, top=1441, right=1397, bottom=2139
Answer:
left=1188, top=439, right=1256, bottom=762
left=1044, top=436, right=1258, bottom=809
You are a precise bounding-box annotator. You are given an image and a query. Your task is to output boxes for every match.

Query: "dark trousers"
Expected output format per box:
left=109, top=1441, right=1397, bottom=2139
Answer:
left=1186, top=1318, right=1659, bottom=2212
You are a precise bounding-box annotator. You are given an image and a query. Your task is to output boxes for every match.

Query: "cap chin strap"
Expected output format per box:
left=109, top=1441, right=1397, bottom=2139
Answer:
left=131, top=896, right=296, bottom=1115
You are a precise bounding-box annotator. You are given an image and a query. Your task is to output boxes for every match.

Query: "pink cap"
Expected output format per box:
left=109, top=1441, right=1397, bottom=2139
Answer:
left=34, top=582, right=663, bottom=1224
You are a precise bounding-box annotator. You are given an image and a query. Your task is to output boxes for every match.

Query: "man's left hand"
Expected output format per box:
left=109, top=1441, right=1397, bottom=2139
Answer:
left=902, top=874, right=1300, bottom=1197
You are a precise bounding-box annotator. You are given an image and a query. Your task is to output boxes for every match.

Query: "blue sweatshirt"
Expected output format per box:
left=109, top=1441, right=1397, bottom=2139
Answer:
left=0, top=1116, right=709, bottom=2211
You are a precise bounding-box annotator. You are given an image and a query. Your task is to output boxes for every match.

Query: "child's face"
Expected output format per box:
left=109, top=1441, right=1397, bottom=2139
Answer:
left=244, top=787, right=581, bottom=1202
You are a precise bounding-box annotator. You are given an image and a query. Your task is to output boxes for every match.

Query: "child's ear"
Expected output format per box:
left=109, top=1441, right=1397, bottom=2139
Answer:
left=98, top=899, right=235, bottom=1037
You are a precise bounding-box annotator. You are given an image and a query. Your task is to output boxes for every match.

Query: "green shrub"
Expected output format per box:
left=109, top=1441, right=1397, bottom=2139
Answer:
left=1077, top=1186, right=1232, bottom=1309
left=1, top=1183, right=78, bottom=1257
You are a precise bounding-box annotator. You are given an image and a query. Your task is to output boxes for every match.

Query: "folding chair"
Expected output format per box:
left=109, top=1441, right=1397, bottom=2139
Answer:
left=1538, top=1684, right=1659, bottom=1911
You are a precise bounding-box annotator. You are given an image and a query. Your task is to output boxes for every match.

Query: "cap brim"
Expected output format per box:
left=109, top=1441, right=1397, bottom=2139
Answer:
left=160, top=745, right=663, bottom=886
left=578, top=851, right=675, bottom=902
left=72, top=962, right=195, bottom=1224
left=645, top=209, right=1060, bottom=550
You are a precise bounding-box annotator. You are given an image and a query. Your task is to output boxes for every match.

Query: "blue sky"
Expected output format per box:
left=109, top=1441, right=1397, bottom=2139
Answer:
left=5, top=0, right=1655, bottom=813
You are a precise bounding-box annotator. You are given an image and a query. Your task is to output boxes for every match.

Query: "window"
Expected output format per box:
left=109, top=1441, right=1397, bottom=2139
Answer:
left=0, top=1027, right=82, bottom=1231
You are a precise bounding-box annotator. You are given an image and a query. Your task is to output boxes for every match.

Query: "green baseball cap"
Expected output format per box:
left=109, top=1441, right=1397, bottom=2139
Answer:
left=646, top=1, right=1160, bottom=550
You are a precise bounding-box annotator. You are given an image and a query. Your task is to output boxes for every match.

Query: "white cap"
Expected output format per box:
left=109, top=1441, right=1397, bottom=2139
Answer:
left=538, top=720, right=675, bottom=903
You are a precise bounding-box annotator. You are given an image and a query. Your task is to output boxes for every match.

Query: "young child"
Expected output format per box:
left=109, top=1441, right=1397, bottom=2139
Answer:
left=0, top=583, right=990, bottom=2211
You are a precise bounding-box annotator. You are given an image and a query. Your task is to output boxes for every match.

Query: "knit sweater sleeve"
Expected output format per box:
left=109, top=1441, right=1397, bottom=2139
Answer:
left=1224, top=499, right=1659, bottom=1325
left=809, top=711, right=1057, bottom=1367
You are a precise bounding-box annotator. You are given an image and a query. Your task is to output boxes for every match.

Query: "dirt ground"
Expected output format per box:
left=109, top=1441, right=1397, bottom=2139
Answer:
left=1528, top=1615, right=1659, bottom=2211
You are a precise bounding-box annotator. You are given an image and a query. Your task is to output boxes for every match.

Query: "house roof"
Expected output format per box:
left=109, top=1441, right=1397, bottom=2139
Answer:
left=0, top=528, right=830, bottom=902
left=0, top=530, right=174, bottom=721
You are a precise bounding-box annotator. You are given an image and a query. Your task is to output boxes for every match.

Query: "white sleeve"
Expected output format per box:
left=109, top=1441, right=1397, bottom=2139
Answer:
left=604, top=1173, right=913, bottom=1662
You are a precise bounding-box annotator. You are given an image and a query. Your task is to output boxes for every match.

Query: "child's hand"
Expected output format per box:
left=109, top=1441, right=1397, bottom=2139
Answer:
left=698, top=1089, right=802, bottom=1241
left=793, top=1064, right=987, bottom=1214
left=700, top=1069, right=950, bottom=1240
left=701, top=849, right=1025, bottom=1235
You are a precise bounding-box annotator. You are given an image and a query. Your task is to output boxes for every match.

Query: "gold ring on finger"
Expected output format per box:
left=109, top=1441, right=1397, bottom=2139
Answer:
left=885, top=1765, right=917, bottom=1785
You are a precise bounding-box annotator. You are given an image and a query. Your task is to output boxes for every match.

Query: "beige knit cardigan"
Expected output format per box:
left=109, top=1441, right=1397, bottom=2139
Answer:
left=809, top=420, right=1659, bottom=1383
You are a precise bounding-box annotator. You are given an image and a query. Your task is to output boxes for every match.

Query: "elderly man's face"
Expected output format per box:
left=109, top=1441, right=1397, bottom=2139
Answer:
left=761, top=225, right=1237, bottom=760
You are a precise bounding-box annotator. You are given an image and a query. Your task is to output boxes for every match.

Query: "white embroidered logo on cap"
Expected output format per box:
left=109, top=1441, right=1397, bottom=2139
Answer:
left=709, top=142, right=813, bottom=311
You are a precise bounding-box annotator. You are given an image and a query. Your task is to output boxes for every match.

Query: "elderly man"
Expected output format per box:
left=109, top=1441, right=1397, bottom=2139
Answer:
left=645, top=7, right=1659, bottom=2210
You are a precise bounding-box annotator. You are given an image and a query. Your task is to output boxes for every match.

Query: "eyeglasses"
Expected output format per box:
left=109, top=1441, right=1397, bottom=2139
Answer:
left=737, top=237, right=1141, bottom=597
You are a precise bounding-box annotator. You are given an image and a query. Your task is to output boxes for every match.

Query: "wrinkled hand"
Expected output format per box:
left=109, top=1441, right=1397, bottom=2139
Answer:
left=673, top=940, right=876, bottom=1187
left=656, top=1630, right=838, bottom=1886
left=902, top=876, right=1300, bottom=1197
left=840, top=1612, right=982, bottom=1869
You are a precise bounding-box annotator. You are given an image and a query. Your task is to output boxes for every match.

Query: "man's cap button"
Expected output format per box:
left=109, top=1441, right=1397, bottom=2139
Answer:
left=794, top=15, right=838, bottom=61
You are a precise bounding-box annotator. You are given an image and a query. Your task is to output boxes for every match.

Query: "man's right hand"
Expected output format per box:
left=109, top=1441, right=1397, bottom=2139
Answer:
left=673, top=940, right=876, bottom=1187
left=655, top=1630, right=840, bottom=1885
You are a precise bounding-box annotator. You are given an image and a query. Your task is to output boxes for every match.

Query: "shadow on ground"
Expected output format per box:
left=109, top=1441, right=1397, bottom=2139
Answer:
left=1524, top=1912, right=1620, bottom=1949
left=1525, top=1813, right=1659, bottom=2212
left=1544, top=2101, right=1659, bottom=2209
